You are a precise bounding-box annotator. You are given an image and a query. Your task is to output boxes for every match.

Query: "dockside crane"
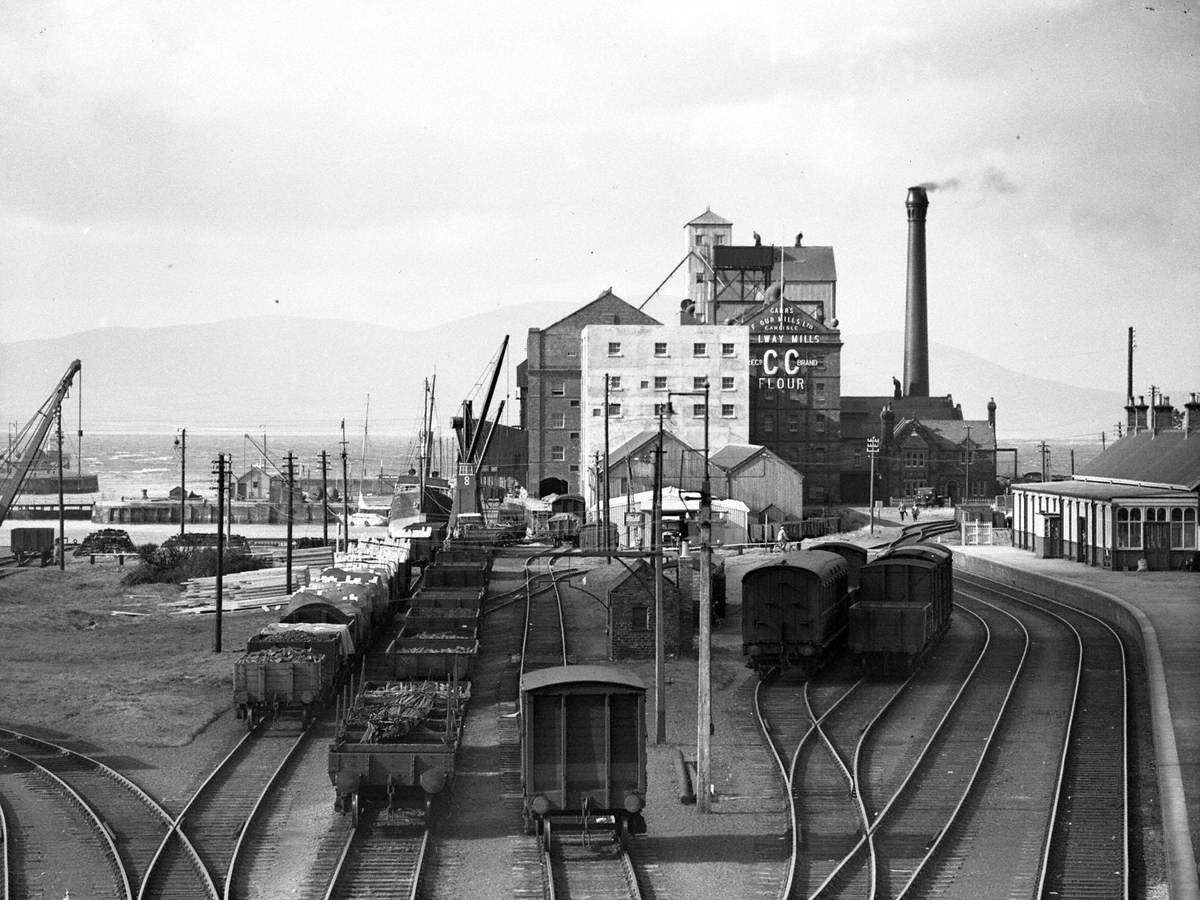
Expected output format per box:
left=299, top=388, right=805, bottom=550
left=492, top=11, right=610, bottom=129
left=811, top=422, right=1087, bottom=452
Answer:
left=449, top=336, right=509, bottom=527
left=0, top=359, right=82, bottom=529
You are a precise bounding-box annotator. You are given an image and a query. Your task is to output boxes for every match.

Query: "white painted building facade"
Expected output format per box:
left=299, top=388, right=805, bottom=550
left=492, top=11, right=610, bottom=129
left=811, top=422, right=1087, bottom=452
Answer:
left=579, top=323, right=751, bottom=509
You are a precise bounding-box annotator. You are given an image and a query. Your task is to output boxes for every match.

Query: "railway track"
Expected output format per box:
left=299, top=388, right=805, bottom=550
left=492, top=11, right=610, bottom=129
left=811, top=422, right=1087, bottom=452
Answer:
left=138, top=724, right=310, bottom=898
left=542, top=822, right=643, bottom=900
left=957, top=572, right=1130, bottom=898
left=0, top=725, right=189, bottom=898
left=0, top=740, right=131, bottom=899
left=323, top=809, right=429, bottom=899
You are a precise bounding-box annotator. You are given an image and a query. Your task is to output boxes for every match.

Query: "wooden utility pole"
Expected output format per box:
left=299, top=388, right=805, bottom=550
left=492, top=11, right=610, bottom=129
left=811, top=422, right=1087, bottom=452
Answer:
left=696, top=382, right=712, bottom=813
left=964, top=424, right=972, bottom=502
left=653, top=409, right=665, bottom=744
left=867, top=436, right=880, bottom=531
left=285, top=451, right=295, bottom=594
left=340, top=420, right=350, bottom=552
left=214, top=453, right=225, bottom=653
left=176, top=428, right=187, bottom=536
left=604, top=374, right=612, bottom=557
left=56, top=407, right=65, bottom=570
left=319, top=450, right=330, bottom=544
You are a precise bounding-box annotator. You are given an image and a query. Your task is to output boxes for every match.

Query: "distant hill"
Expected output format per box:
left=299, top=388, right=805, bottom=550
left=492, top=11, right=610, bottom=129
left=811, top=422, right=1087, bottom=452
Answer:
left=0, top=312, right=1121, bottom=440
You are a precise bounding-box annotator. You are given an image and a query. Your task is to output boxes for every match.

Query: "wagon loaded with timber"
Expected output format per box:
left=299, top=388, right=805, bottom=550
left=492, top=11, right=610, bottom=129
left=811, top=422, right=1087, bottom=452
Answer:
left=328, top=679, right=469, bottom=823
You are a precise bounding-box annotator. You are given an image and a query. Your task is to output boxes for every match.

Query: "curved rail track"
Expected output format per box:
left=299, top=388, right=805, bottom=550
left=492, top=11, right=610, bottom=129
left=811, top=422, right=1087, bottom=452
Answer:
left=0, top=740, right=131, bottom=899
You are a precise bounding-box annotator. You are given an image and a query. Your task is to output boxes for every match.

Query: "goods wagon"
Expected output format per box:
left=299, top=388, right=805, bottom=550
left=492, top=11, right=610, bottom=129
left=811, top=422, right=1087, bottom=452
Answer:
left=848, top=543, right=953, bottom=673
left=234, top=621, right=354, bottom=727
left=316, top=564, right=397, bottom=605
left=741, top=550, right=850, bottom=675
left=814, top=541, right=870, bottom=591
left=386, top=617, right=479, bottom=681
left=423, top=562, right=489, bottom=590
left=547, top=512, right=582, bottom=546
left=329, top=679, right=469, bottom=823
left=436, top=547, right=494, bottom=573
left=520, top=665, right=647, bottom=846
left=281, top=588, right=376, bottom=647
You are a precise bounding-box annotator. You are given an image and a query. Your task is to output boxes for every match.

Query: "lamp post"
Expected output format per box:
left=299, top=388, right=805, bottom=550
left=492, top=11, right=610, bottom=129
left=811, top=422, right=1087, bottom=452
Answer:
left=963, top=424, right=972, bottom=504
left=867, top=436, right=880, bottom=534
left=668, top=385, right=712, bottom=812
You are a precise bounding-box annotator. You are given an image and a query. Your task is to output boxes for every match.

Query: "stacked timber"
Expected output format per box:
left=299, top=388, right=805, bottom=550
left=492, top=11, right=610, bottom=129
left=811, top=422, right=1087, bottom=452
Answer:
left=75, top=529, right=137, bottom=556
left=176, top=565, right=310, bottom=612
left=346, top=681, right=469, bottom=743
left=238, top=645, right=322, bottom=665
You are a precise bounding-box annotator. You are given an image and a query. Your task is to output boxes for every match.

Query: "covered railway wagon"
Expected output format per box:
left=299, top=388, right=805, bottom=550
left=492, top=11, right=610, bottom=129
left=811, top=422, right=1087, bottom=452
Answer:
left=741, top=549, right=851, bottom=675
left=814, top=541, right=869, bottom=590
left=520, top=665, right=648, bottom=845
left=848, top=541, right=954, bottom=673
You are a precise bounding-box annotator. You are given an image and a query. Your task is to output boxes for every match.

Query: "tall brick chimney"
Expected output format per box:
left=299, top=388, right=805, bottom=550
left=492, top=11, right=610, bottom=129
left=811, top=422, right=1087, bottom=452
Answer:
left=1184, top=393, right=1200, bottom=437
left=903, top=186, right=930, bottom=397
left=1152, top=396, right=1175, bottom=434
left=1135, top=395, right=1150, bottom=433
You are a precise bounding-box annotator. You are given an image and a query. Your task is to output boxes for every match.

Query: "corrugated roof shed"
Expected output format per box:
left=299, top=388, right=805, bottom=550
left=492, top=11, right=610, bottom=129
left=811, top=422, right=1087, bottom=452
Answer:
left=1077, top=430, right=1200, bottom=490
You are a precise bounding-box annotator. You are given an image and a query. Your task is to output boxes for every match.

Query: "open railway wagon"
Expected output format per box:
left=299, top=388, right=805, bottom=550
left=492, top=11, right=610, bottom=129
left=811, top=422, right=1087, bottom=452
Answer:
left=848, top=541, right=954, bottom=674
left=520, top=665, right=648, bottom=847
left=386, top=612, right=479, bottom=680
left=547, top=512, right=582, bottom=547
left=234, top=622, right=355, bottom=728
left=329, top=679, right=470, bottom=822
left=281, top=584, right=380, bottom=649
left=741, top=549, right=851, bottom=676
left=319, top=560, right=400, bottom=607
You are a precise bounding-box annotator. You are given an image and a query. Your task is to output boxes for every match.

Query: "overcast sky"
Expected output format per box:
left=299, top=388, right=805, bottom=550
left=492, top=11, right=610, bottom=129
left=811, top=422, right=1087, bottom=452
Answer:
left=3, top=1, right=1197, bottom=401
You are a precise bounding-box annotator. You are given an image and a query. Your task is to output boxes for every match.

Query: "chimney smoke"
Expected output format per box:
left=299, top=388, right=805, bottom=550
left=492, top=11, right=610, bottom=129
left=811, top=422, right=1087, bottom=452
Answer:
left=903, top=186, right=930, bottom=397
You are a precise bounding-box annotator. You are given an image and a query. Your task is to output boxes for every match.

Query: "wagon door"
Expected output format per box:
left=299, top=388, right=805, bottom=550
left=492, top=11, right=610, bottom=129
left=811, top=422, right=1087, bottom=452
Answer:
left=565, top=692, right=610, bottom=809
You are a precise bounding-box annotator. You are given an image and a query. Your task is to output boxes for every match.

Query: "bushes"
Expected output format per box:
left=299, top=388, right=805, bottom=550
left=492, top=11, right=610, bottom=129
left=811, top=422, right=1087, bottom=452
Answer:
left=122, top=545, right=273, bottom=585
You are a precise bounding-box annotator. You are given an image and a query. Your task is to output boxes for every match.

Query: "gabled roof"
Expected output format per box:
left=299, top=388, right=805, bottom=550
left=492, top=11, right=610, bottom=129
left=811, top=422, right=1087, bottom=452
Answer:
left=1012, top=480, right=1195, bottom=503
left=685, top=208, right=732, bottom=227
left=781, top=245, right=836, bottom=283
left=709, top=443, right=765, bottom=471
left=540, top=289, right=661, bottom=333
left=1078, top=429, right=1200, bottom=491
left=736, top=299, right=837, bottom=333
left=607, top=429, right=695, bottom=467
left=923, top=419, right=995, bottom=448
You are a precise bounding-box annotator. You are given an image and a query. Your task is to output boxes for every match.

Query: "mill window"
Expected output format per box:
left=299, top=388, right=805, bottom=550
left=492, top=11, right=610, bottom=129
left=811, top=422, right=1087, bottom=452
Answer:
left=550, top=445, right=565, bottom=462
left=721, top=404, right=735, bottom=418
left=693, top=376, right=708, bottom=390
left=721, top=376, right=735, bottom=390
left=607, top=342, right=622, bottom=356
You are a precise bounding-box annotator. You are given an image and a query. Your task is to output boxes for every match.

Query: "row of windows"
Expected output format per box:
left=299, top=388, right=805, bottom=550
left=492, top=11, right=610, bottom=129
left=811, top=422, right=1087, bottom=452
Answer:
left=607, top=341, right=738, bottom=358
left=550, top=375, right=738, bottom=396
left=588, top=403, right=738, bottom=419
left=758, top=414, right=826, bottom=433
left=1116, top=507, right=1197, bottom=550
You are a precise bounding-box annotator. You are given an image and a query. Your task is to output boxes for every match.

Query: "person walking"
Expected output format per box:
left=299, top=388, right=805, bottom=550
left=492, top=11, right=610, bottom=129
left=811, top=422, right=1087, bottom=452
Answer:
left=899, top=504, right=908, bottom=522
left=775, top=524, right=789, bottom=552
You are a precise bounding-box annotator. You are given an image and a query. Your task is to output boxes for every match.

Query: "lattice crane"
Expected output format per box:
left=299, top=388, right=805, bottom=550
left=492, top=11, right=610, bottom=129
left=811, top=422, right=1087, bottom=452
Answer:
left=0, top=359, right=82, bottom=528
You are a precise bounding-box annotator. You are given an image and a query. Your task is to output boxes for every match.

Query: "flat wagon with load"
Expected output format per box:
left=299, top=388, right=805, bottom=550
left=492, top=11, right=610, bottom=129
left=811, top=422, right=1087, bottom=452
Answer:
left=520, top=665, right=647, bottom=846
left=328, top=679, right=469, bottom=822
left=740, top=549, right=851, bottom=675
left=848, top=541, right=954, bottom=674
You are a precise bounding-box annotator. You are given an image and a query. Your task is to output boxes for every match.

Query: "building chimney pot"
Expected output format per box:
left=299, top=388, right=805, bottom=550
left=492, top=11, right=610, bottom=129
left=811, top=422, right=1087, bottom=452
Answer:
left=1184, top=394, right=1200, bottom=437
left=1135, top=395, right=1150, bottom=433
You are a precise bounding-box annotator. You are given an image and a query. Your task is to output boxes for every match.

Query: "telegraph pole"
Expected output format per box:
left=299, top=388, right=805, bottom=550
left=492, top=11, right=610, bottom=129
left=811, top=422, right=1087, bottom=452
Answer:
left=963, top=424, right=972, bottom=503
left=604, top=373, right=611, bottom=556
left=697, top=381, right=713, bottom=813
left=319, top=450, right=330, bottom=544
left=340, top=420, right=350, bottom=552
left=214, top=453, right=225, bottom=653
left=866, top=436, right=880, bottom=533
left=1039, top=441, right=1049, bottom=481
left=1070, top=448, right=1075, bottom=476
left=285, top=451, right=295, bottom=594
left=653, top=408, right=665, bottom=744
left=176, top=428, right=187, bottom=536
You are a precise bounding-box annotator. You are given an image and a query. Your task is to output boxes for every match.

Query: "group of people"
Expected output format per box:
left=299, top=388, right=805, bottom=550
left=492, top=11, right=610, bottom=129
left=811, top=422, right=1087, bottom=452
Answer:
left=898, top=504, right=921, bottom=522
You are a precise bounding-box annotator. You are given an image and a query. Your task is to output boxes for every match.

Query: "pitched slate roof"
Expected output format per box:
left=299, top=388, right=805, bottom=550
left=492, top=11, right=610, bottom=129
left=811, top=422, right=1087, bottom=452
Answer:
left=781, top=245, right=836, bottom=282
left=1012, top=480, right=1195, bottom=502
left=607, top=429, right=695, bottom=467
left=709, top=443, right=765, bottom=471
left=922, top=419, right=996, bottom=448
left=541, top=289, right=660, bottom=333
left=1077, top=430, right=1200, bottom=490
left=685, top=208, right=732, bottom=227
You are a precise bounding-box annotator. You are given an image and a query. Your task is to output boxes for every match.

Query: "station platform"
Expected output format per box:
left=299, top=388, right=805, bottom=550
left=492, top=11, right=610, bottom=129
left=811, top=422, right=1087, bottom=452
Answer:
left=952, top=543, right=1200, bottom=898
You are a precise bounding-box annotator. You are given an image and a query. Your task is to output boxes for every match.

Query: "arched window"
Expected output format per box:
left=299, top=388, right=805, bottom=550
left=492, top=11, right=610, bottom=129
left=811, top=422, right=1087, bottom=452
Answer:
left=1116, top=507, right=1142, bottom=549
left=1170, top=507, right=1197, bottom=549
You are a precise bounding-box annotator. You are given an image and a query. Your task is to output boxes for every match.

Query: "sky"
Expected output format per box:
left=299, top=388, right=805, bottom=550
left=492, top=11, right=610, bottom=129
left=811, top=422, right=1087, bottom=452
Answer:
left=2, top=0, right=1197, bottom=403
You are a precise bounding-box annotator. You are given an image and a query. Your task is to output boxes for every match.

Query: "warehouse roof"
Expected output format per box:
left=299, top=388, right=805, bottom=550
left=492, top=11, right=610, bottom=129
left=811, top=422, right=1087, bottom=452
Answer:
left=521, top=664, right=646, bottom=693
left=1011, top=480, right=1195, bottom=502
left=709, top=443, right=765, bottom=471
left=1077, top=429, right=1200, bottom=490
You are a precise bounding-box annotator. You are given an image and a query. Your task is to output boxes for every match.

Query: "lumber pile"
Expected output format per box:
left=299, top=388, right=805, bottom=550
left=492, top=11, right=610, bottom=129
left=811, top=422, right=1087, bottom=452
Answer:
left=176, top=565, right=310, bottom=611
left=75, top=529, right=137, bottom=556
left=238, top=646, right=322, bottom=664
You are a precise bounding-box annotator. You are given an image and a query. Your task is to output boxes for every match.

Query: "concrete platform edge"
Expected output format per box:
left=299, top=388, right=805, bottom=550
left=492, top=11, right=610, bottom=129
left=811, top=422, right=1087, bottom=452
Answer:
left=952, top=549, right=1200, bottom=900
